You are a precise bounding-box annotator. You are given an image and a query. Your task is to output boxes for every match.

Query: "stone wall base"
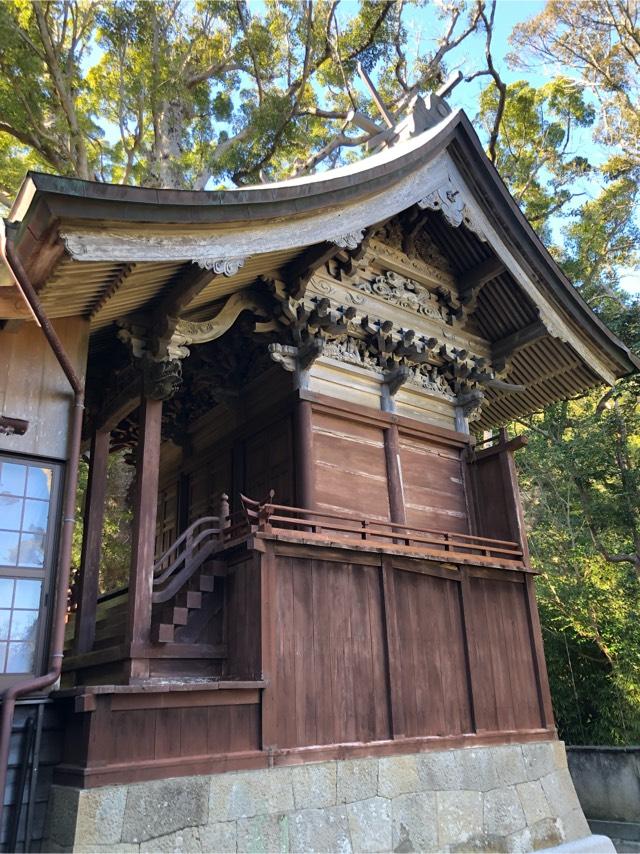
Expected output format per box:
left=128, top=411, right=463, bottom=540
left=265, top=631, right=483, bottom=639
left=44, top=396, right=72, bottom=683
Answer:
left=44, top=740, right=595, bottom=853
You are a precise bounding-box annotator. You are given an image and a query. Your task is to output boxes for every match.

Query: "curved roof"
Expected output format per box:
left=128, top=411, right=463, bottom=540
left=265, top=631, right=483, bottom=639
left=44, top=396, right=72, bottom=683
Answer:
left=7, top=108, right=638, bottom=381
left=2, top=106, right=638, bottom=431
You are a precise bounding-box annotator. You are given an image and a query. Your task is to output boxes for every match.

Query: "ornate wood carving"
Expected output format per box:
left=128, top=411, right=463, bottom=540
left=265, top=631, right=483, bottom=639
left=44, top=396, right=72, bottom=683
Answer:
left=192, top=257, right=247, bottom=276
left=418, top=174, right=487, bottom=242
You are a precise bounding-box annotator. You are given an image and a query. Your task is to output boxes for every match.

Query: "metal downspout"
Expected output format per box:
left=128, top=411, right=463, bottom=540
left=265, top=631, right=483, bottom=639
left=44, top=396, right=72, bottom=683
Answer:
left=0, top=221, right=85, bottom=831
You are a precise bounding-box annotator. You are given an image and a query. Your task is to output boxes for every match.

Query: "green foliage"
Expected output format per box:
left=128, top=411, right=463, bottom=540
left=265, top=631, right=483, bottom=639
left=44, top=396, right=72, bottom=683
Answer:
left=478, top=78, right=594, bottom=235
left=478, top=1, right=640, bottom=744
left=72, top=450, right=133, bottom=595
left=0, top=0, right=482, bottom=196
left=515, top=389, right=640, bottom=744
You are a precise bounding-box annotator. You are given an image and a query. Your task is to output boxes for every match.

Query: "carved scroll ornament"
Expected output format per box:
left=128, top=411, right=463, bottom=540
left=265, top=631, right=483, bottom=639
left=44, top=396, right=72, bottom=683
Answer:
left=418, top=176, right=487, bottom=242
left=330, top=230, right=365, bottom=250
left=357, top=271, right=449, bottom=322
left=192, top=257, right=247, bottom=276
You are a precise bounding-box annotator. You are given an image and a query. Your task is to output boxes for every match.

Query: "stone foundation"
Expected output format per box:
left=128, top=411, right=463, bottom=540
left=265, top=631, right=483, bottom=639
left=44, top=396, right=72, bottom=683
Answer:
left=44, top=741, right=593, bottom=853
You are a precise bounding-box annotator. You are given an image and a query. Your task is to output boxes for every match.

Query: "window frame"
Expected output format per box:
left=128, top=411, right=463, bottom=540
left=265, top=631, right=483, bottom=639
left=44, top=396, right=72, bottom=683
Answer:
left=0, top=451, right=64, bottom=689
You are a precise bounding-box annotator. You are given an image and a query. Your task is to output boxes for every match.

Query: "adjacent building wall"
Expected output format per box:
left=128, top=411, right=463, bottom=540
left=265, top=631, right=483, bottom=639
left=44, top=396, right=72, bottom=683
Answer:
left=0, top=317, right=89, bottom=461
left=567, top=746, right=640, bottom=852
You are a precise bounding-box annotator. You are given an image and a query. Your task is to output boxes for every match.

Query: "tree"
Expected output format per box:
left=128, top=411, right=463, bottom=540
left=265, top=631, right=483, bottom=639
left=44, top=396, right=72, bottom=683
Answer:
left=510, top=0, right=640, bottom=176
left=0, top=0, right=486, bottom=197
left=478, top=77, right=595, bottom=236
left=474, top=0, right=640, bottom=741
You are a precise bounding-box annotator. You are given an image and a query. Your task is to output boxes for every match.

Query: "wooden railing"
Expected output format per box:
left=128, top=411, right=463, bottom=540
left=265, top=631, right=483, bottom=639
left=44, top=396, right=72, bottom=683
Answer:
left=240, top=494, right=524, bottom=564
left=152, top=516, right=223, bottom=603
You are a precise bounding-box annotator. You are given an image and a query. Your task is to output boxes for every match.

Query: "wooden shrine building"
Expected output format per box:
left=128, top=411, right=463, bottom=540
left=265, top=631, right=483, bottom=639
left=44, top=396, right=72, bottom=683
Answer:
left=0, top=102, right=637, bottom=852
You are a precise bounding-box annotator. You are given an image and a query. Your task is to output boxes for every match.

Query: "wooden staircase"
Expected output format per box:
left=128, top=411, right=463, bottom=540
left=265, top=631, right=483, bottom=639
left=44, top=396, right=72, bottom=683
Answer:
left=151, top=559, right=225, bottom=643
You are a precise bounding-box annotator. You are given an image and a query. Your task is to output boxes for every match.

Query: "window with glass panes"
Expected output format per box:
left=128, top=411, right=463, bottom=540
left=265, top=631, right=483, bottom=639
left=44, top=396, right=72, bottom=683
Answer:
left=0, top=455, right=61, bottom=677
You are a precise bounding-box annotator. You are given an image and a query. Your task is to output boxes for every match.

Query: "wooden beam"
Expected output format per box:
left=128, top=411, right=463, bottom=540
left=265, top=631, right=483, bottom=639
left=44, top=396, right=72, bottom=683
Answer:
left=91, top=373, right=141, bottom=434
left=491, top=319, right=547, bottom=371
left=91, top=263, right=134, bottom=317
left=457, top=256, right=505, bottom=310
left=74, top=429, right=110, bottom=655
left=381, top=557, right=405, bottom=739
left=285, top=243, right=342, bottom=298
left=153, top=265, right=216, bottom=321
left=126, top=395, right=163, bottom=681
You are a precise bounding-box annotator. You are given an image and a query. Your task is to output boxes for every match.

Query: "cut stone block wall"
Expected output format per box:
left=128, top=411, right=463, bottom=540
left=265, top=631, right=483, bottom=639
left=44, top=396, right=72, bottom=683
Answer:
left=44, top=741, right=592, bottom=853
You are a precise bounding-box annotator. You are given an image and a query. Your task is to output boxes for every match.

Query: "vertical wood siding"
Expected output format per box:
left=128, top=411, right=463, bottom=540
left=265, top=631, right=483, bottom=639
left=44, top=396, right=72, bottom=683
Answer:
left=394, top=568, right=473, bottom=737
left=465, top=575, right=542, bottom=732
left=267, top=545, right=548, bottom=751
left=273, top=556, right=391, bottom=748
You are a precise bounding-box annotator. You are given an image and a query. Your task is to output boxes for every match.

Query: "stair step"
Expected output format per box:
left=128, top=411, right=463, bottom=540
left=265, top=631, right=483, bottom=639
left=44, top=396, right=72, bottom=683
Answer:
left=163, top=605, right=189, bottom=626
left=151, top=623, right=174, bottom=643
left=176, top=590, right=202, bottom=610
left=199, top=575, right=215, bottom=593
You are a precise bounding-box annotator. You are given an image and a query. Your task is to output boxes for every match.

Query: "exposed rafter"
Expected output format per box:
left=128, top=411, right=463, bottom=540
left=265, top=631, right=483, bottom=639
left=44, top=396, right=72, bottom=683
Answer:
left=457, top=256, right=505, bottom=312
left=491, top=319, right=547, bottom=373
left=153, top=265, right=217, bottom=322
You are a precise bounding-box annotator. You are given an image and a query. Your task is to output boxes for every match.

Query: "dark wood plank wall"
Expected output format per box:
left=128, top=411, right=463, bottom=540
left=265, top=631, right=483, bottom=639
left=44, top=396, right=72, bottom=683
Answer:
left=57, top=689, right=261, bottom=787
left=465, top=574, right=542, bottom=732
left=312, top=411, right=391, bottom=520
left=187, top=451, right=232, bottom=523
left=266, top=542, right=551, bottom=752
left=244, top=417, right=294, bottom=505
left=272, top=555, right=391, bottom=748
left=223, top=554, right=262, bottom=680
left=394, top=567, right=472, bottom=737
left=398, top=431, right=468, bottom=533
left=156, top=412, right=294, bottom=544
left=468, top=452, right=517, bottom=544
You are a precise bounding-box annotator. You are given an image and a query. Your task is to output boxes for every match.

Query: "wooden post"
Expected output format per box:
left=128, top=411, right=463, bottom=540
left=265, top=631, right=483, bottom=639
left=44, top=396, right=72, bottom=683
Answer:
left=260, top=545, right=278, bottom=752
left=384, top=424, right=406, bottom=525
left=381, top=556, right=405, bottom=739
left=73, top=429, right=110, bottom=655
left=126, top=395, right=163, bottom=680
left=295, top=397, right=315, bottom=509
left=459, top=566, right=481, bottom=733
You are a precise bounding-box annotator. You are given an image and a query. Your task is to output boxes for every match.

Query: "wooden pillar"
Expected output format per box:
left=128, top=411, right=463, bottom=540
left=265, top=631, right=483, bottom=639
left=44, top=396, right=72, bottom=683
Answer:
left=381, top=556, right=405, bottom=738
left=384, top=423, right=406, bottom=525
left=127, top=395, right=163, bottom=680
left=73, top=429, right=110, bottom=655
left=260, top=545, right=278, bottom=751
left=294, top=397, right=314, bottom=509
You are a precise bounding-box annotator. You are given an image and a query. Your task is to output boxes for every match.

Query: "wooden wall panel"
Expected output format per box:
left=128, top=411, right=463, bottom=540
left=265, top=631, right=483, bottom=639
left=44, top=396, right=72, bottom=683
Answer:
left=244, top=415, right=294, bottom=505
left=155, top=483, right=178, bottom=558
left=187, top=450, right=232, bottom=523
left=469, top=453, right=514, bottom=543
left=312, top=411, right=390, bottom=520
left=466, top=575, right=543, bottom=732
left=274, top=556, right=391, bottom=748
left=224, top=555, right=261, bottom=680
left=398, top=433, right=468, bottom=533
left=0, top=316, right=89, bottom=460
left=394, top=568, right=473, bottom=737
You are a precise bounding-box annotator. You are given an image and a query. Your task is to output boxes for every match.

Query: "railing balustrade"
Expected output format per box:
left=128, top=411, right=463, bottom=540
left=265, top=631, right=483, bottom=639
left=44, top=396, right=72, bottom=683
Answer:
left=240, top=494, right=524, bottom=564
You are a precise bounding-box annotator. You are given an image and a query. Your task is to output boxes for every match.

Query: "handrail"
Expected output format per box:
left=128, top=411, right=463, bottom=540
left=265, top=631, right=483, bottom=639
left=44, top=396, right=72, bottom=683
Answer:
left=153, top=516, right=220, bottom=578
left=240, top=494, right=524, bottom=563
left=154, top=524, right=221, bottom=586
left=151, top=495, right=232, bottom=605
